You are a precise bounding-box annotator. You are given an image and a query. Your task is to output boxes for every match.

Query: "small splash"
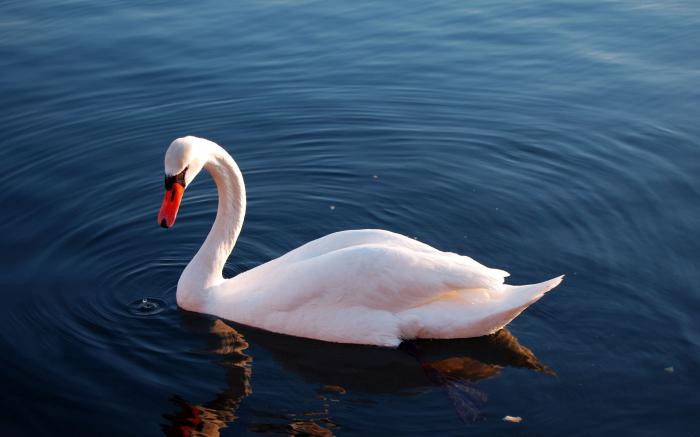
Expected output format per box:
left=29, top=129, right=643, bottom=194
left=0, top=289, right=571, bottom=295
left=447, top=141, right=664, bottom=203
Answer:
left=128, top=297, right=166, bottom=316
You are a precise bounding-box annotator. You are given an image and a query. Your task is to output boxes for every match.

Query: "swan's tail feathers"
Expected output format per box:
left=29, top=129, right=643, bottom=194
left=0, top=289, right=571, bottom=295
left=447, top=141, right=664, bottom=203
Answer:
left=502, top=275, right=564, bottom=307
left=472, top=275, right=564, bottom=335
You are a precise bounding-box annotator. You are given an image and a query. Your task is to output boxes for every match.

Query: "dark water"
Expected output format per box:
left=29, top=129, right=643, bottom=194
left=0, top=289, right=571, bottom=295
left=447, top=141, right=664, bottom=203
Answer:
left=1, top=0, right=699, bottom=435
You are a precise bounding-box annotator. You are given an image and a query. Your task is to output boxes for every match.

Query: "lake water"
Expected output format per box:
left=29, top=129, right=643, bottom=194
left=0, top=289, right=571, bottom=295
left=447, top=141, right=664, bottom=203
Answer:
left=1, top=0, right=699, bottom=435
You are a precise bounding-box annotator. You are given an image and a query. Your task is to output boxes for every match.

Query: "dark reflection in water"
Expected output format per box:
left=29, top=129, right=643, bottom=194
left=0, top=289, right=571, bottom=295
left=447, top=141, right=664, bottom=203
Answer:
left=162, top=319, right=252, bottom=437
left=163, top=315, right=552, bottom=436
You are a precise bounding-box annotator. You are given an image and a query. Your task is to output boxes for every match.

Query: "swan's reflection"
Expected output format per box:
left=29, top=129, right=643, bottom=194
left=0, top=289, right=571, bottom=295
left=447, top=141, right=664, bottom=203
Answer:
left=162, top=319, right=252, bottom=437
left=162, top=315, right=554, bottom=436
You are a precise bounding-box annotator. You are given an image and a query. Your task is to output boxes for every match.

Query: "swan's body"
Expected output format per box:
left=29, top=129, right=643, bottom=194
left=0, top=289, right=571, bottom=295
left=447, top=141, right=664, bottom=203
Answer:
left=159, top=136, right=563, bottom=347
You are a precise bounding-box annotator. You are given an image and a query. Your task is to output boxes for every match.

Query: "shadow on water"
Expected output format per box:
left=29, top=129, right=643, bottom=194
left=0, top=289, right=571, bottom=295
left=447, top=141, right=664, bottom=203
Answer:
left=162, top=314, right=554, bottom=436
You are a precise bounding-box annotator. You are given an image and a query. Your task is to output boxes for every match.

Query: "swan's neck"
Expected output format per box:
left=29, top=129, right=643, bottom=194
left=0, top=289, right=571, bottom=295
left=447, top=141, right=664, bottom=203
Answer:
left=178, top=142, right=246, bottom=307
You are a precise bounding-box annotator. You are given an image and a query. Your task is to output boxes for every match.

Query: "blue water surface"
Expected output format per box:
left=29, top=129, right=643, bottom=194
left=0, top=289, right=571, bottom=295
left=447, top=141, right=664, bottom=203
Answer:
left=1, top=0, right=699, bottom=435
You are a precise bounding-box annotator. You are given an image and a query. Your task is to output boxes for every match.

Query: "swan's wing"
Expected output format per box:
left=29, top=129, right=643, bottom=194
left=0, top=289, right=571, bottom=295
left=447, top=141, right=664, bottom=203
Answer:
left=261, top=243, right=510, bottom=313
left=234, top=229, right=448, bottom=285
left=268, top=229, right=443, bottom=264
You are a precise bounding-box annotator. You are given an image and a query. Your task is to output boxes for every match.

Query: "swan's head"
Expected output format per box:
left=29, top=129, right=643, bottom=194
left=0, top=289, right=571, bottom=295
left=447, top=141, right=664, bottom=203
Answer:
left=158, top=137, right=208, bottom=228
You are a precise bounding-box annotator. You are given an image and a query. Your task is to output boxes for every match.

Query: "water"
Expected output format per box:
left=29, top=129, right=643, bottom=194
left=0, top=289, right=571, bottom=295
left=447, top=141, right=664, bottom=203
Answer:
left=1, top=0, right=699, bottom=435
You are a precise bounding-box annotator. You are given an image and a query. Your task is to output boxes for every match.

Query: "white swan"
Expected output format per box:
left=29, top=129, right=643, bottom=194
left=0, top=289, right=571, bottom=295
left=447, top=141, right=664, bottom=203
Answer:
left=158, top=136, right=563, bottom=347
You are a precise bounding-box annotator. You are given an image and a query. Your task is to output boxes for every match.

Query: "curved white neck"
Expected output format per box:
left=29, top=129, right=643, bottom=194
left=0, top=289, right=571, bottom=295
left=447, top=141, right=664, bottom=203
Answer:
left=178, top=141, right=246, bottom=306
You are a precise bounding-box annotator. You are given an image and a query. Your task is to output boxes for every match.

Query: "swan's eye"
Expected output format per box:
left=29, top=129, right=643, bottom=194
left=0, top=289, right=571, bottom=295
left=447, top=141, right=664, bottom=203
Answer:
left=165, top=166, right=188, bottom=190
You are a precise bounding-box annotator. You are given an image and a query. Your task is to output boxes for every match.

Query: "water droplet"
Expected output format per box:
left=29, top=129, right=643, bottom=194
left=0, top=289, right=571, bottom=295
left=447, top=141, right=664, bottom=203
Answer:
left=128, top=297, right=167, bottom=316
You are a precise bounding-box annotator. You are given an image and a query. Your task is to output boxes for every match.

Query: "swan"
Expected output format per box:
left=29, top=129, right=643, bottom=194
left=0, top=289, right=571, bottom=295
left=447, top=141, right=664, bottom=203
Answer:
left=158, top=136, right=563, bottom=347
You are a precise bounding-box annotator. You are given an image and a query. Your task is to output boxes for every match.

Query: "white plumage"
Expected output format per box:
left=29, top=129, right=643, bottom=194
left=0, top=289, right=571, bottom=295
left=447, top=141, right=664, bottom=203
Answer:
left=160, top=136, right=563, bottom=347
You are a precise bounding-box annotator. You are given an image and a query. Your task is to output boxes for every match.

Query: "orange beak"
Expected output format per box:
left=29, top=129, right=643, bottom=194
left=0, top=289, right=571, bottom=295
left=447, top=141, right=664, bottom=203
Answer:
left=158, top=183, right=184, bottom=228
